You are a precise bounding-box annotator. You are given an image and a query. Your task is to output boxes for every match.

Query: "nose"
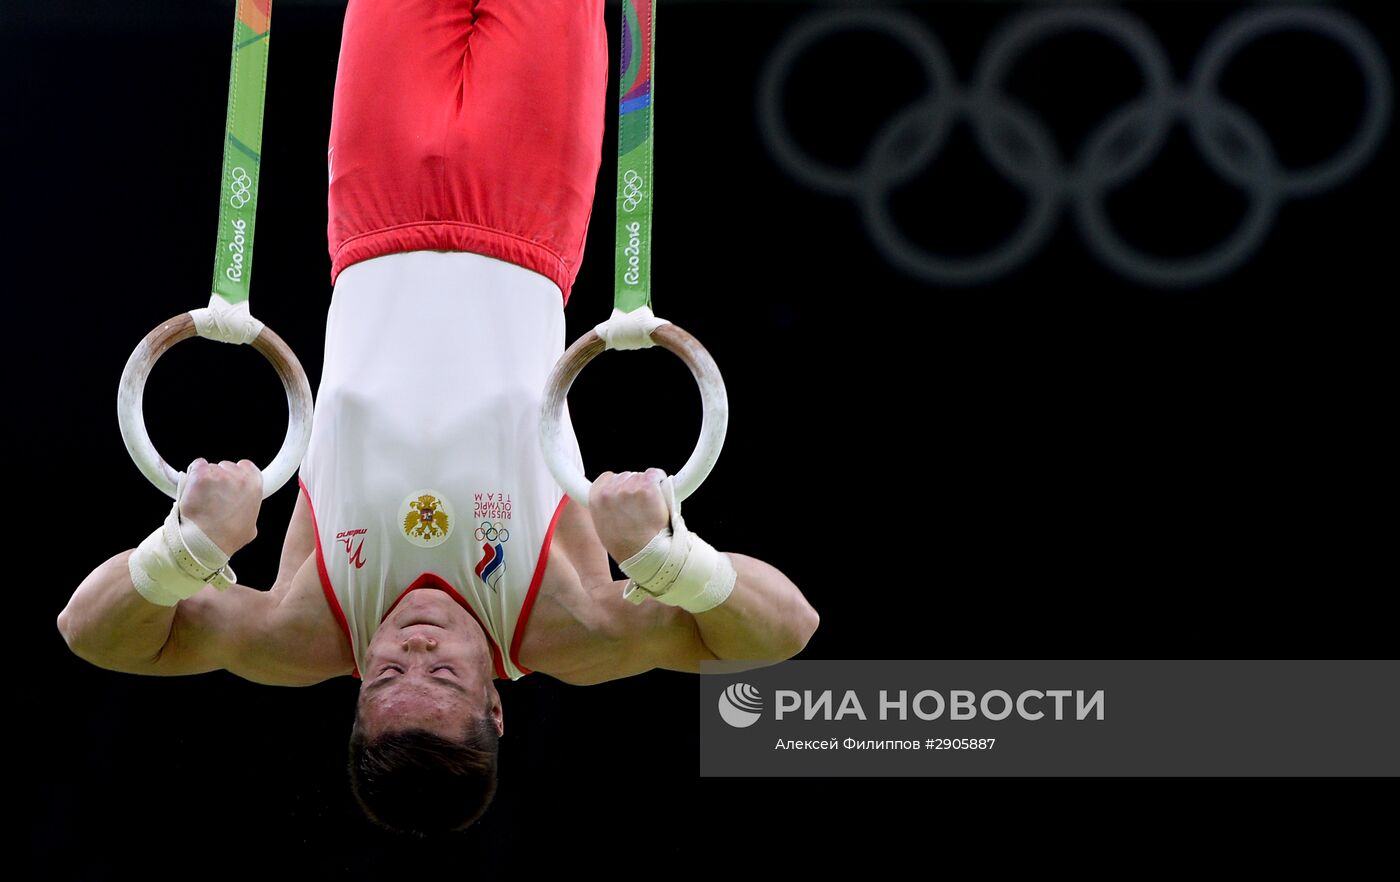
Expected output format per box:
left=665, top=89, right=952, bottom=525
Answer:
left=401, top=634, right=438, bottom=652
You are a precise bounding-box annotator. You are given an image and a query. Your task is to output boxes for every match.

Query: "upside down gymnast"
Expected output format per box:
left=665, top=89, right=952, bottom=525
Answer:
left=57, top=0, right=818, bottom=837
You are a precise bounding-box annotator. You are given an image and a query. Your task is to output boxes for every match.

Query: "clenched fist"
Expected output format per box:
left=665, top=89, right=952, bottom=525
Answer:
left=178, top=458, right=262, bottom=557
left=588, top=468, right=672, bottom=562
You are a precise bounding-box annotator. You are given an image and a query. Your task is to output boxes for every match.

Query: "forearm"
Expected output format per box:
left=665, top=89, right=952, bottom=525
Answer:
left=689, top=552, right=818, bottom=663
left=57, top=550, right=180, bottom=670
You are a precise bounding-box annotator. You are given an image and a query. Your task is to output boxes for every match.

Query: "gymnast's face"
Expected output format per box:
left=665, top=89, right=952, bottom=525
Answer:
left=357, top=588, right=504, bottom=739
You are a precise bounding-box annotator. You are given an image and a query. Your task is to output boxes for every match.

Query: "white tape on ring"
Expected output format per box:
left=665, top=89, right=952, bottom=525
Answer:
left=593, top=305, right=671, bottom=351
left=191, top=294, right=265, bottom=345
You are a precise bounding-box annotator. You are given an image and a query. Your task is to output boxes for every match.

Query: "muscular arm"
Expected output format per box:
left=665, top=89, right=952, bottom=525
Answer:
left=56, top=463, right=350, bottom=685
left=551, top=551, right=815, bottom=687
left=548, top=472, right=819, bottom=685
left=685, top=551, right=817, bottom=664
left=58, top=548, right=214, bottom=675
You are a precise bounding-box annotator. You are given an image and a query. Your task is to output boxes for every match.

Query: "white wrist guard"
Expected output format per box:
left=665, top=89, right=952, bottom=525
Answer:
left=619, top=475, right=736, bottom=614
left=128, top=483, right=237, bottom=607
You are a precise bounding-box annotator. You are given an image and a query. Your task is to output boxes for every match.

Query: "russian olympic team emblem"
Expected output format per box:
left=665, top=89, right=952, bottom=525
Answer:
left=474, top=521, right=509, bottom=593
left=400, top=490, right=454, bottom=548
left=472, top=492, right=512, bottom=592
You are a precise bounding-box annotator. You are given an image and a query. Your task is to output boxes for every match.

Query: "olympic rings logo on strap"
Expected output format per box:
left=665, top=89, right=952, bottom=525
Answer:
left=228, top=167, right=253, bottom=209
left=622, top=169, right=646, bottom=212
left=758, top=6, right=1391, bottom=288
left=474, top=521, right=511, bottom=543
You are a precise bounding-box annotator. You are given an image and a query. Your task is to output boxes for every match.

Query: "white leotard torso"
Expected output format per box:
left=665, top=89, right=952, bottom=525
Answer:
left=298, top=249, right=585, bottom=680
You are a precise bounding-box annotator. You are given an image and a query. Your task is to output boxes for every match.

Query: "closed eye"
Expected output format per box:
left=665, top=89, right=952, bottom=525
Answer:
left=374, top=664, right=454, bottom=679
left=365, top=666, right=472, bottom=697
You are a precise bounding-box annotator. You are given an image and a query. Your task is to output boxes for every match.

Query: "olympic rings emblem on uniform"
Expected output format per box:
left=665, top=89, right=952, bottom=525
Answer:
left=474, top=521, right=510, bottom=543
left=758, top=6, right=1391, bottom=287
left=622, top=169, right=646, bottom=212
left=228, top=167, right=253, bottom=209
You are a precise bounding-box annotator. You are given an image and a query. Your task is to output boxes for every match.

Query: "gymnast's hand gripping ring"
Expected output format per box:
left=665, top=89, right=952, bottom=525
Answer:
left=540, top=321, right=728, bottom=508
left=117, top=312, right=314, bottom=500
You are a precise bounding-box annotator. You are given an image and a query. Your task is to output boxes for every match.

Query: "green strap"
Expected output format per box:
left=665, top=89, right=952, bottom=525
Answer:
left=614, top=0, right=657, bottom=314
left=210, top=0, right=272, bottom=307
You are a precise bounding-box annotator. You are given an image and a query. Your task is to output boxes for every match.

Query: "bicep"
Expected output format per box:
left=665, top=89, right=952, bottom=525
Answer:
left=140, top=583, right=278, bottom=678
left=99, top=486, right=341, bottom=684
left=155, top=553, right=350, bottom=686
left=565, top=581, right=719, bottom=684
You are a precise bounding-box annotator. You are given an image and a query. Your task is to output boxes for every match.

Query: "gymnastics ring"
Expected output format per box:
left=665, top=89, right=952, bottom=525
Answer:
left=117, top=312, right=314, bottom=500
left=540, top=323, right=728, bottom=508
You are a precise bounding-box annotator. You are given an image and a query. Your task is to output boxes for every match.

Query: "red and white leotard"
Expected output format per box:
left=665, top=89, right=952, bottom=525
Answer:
left=300, top=0, right=605, bottom=680
left=299, top=250, right=587, bottom=681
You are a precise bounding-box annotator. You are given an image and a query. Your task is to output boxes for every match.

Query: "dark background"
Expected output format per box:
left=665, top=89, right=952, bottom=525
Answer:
left=10, top=0, right=1393, bottom=875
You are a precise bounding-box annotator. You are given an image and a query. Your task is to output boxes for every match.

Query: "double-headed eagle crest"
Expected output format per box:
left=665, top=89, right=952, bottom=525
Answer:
left=403, top=493, right=450, bottom=542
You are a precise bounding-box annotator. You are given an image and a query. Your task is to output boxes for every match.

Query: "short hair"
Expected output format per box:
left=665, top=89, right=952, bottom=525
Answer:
left=348, top=708, right=500, bottom=837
